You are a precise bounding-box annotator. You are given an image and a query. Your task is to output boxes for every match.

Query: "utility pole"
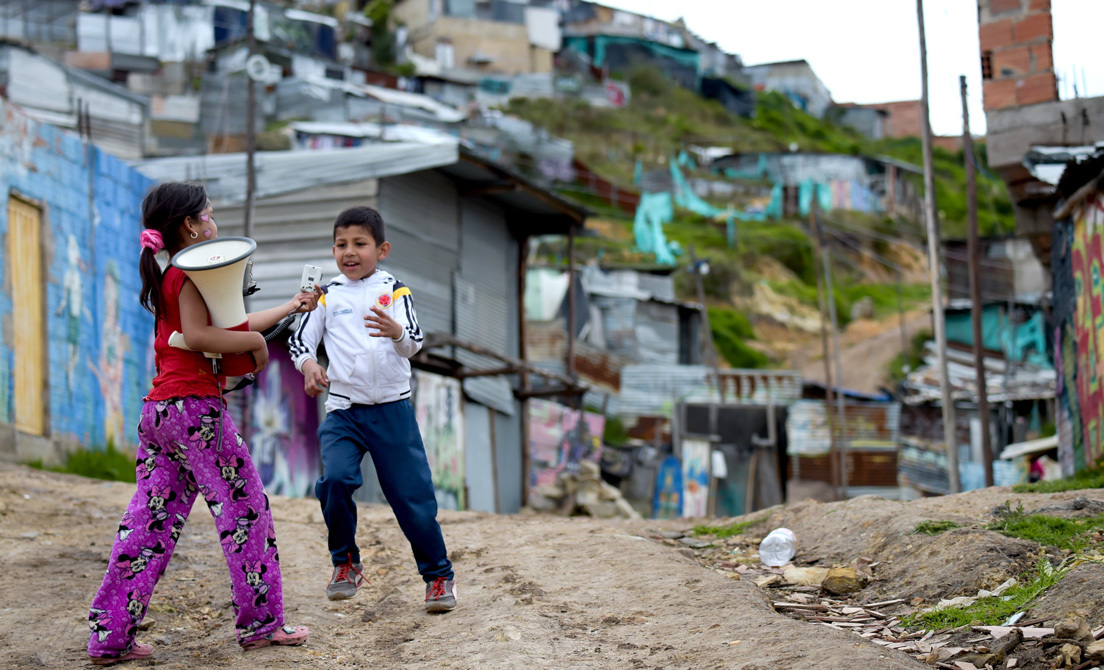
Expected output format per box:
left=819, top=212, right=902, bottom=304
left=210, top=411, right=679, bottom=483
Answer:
left=819, top=215, right=850, bottom=498
left=918, top=0, right=959, bottom=493
left=962, top=75, right=993, bottom=487
left=245, top=0, right=257, bottom=240
left=689, top=245, right=724, bottom=402
left=810, top=204, right=843, bottom=499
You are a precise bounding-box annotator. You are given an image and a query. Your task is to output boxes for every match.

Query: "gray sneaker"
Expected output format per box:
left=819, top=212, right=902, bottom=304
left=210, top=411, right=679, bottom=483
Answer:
left=326, top=560, right=365, bottom=601
left=424, top=577, right=457, bottom=613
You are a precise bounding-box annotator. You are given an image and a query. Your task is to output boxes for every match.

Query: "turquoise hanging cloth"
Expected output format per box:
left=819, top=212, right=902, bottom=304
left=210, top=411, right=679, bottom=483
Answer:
left=633, top=192, right=677, bottom=265
left=798, top=179, right=815, bottom=218
left=633, top=159, right=643, bottom=186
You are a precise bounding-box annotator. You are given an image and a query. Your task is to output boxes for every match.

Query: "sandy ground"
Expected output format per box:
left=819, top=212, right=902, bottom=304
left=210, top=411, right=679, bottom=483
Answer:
left=0, top=462, right=926, bottom=670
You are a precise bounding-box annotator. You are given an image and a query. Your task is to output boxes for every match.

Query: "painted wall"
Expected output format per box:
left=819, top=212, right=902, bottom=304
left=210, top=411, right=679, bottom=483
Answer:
left=0, top=98, right=155, bottom=459
left=1053, top=197, right=1104, bottom=474
left=413, top=370, right=466, bottom=511
left=527, top=399, right=604, bottom=504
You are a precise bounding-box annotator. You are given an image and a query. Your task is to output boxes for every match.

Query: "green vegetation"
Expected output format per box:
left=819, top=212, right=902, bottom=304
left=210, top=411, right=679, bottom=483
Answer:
left=886, top=329, right=932, bottom=386
left=28, top=441, right=136, bottom=484
left=904, top=557, right=1067, bottom=629
left=709, top=307, right=771, bottom=369
left=692, top=516, right=764, bottom=538
left=988, top=502, right=1104, bottom=551
left=1013, top=466, right=1104, bottom=494
left=913, top=520, right=962, bottom=536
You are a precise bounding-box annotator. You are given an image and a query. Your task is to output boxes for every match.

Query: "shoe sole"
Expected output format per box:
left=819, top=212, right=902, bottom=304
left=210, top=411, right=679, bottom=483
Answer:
left=425, top=599, right=456, bottom=613
left=327, top=590, right=357, bottom=601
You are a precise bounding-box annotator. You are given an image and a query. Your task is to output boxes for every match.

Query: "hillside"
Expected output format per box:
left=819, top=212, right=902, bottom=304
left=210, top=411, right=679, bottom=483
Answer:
left=510, top=69, right=1011, bottom=383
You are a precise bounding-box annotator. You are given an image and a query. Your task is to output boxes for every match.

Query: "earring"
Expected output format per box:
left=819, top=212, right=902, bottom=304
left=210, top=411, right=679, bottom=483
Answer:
left=190, top=231, right=199, bottom=239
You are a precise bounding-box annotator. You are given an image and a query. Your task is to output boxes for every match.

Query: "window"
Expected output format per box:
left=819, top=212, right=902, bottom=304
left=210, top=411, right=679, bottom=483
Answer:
left=981, top=51, right=993, bottom=80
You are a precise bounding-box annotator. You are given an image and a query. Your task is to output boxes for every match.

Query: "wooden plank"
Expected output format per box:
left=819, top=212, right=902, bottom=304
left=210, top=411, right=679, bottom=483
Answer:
left=9, top=197, right=45, bottom=435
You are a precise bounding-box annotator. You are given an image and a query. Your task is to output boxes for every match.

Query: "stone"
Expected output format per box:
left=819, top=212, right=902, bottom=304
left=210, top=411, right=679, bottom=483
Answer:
left=850, top=296, right=875, bottom=321
left=578, top=460, right=601, bottom=479
left=1059, top=643, right=1081, bottom=667
left=987, top=628, right=1023, bottom=662
left=598, top=482, right=622, bottom=501
left=1055, top=615, right=1092, bottom=642
left=582, top=501, right=619, bottom=519
left=1085, top=640, right=1104, bottom=660
left=755, top=575, right=782, bottom=588
left=574, top=481, right=601, bottom=507
left=137, top=619, right=156, bottom=631
left=822, top=567, right=865, bottom=595
left=532, top=483, right=564, bottom=499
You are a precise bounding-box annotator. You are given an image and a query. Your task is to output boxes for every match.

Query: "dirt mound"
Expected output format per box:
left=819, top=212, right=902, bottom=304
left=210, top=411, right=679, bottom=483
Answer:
left=1027, top=561, right=1104, bottom=624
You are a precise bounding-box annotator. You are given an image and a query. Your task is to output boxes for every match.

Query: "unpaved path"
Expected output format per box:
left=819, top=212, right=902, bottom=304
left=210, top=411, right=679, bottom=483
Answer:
left=799, top=311, right=930, bottom=394
left=0, top=463, right=924, bottom=670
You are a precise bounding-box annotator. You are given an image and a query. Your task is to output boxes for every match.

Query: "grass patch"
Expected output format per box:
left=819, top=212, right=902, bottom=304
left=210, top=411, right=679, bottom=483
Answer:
left=987, top=502, right=1104, bottom=551
left=28, top=441, right=136, bottom=483
left=886, top=329, right=932, bottom=386
left=904, top=557, right=1066, bottom=629
left=1013, top=466, right=1104, bottom=494
left=709, top=307, right=771, bottom=369
left=914, top=520, right=963, bottom=535
left=692, top=516, right=763, bottom=538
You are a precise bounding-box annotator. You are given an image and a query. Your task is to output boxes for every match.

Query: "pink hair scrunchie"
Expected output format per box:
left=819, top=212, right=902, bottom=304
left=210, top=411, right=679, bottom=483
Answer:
left=140, top=229, right=164, bottom=254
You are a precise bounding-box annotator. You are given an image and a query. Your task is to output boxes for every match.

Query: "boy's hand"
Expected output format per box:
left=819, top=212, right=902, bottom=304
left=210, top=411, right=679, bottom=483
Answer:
left=289, top=286, right=322, bottom=314
left=364, top=306, right=402, bottom=340
left=302, top=359, right=329, bottom=397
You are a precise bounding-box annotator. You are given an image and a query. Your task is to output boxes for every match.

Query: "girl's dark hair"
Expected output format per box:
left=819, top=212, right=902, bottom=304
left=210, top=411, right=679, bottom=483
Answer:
left=139, top=182, right=208, bottom=319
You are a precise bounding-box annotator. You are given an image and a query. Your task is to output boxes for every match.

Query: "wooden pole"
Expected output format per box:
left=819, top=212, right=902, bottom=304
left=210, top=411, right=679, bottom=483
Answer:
left=820, top=218, right=850, bottom=497
left=810, top=204, right=842, bottom=499
left=689, top=245, right=724, bottom=402
left=961, top=75, right=994, bottom=487
left=245, top=0, right=257, bottom=240
left=918, top=0, right=960, bottom=493
left=567, top=227, right=576, bottom=379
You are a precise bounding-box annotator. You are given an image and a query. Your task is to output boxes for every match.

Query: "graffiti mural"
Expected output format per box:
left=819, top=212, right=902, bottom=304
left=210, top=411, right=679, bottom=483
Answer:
left=247, top=343, right=321, bottom=498
left=0, top=97, right=155, bottom=455
left=1054, top=196, right=1104, bottom=473
left=413, top=370, right=465, bottom=511
left=527, top=399, right=604, bottom=500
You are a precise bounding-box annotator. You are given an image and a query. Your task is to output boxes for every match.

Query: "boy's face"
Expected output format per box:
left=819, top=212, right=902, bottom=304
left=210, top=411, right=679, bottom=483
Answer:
left=333, top=224, right=390, bottom=281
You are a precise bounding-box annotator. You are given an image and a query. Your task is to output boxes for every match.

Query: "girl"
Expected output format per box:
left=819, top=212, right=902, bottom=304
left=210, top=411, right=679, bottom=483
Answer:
left=87, top=182, right=316, bottom=665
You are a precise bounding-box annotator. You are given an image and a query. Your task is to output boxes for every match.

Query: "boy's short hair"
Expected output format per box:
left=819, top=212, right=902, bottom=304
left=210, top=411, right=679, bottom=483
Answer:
left=334, top=206, right=385, bottom=245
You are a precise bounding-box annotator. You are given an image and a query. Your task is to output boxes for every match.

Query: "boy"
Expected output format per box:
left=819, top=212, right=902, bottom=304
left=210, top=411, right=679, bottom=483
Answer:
left=290, top=206, right=456, bottom=613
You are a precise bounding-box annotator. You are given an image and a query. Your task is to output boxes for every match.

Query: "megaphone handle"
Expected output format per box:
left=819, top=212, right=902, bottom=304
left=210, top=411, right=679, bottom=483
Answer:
left=167, top=330, right=222, bottom=361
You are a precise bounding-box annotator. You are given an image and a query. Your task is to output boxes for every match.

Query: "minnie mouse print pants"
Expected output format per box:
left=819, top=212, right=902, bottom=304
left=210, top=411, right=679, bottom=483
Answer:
left=88, top=396, right=285, bottom=661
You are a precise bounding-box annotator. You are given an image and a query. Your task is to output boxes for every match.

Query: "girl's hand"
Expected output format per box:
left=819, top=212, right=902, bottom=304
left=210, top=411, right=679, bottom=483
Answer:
left=289, top=286, right=322, bottom=314
left=250, top=334, right=270, bottom=373
left=364, top=306, right=402, bottom=340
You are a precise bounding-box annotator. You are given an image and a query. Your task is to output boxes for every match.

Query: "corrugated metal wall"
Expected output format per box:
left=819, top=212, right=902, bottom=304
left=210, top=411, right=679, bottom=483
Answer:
left=378, top=171, right=460, bottom=336
left=214, top=179, right=379, bottom=312
left=785, top=399, right=901, bottom=456
left=455, top=197, right=515, bottom=415
left=635, top=301, right=680, bottom=364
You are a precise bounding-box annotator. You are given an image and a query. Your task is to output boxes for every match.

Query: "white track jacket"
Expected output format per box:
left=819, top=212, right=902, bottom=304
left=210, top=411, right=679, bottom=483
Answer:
left=290, top=269, right=423, bottom=413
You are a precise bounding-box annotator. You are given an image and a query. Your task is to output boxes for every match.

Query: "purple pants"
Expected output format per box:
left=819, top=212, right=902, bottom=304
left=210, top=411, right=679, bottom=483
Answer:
left=88, top=396, right=285, bottom=659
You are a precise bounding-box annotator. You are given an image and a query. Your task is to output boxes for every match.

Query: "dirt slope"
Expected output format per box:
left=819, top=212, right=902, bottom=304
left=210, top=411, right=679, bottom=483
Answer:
left=0, top=463, right=923, bottom=670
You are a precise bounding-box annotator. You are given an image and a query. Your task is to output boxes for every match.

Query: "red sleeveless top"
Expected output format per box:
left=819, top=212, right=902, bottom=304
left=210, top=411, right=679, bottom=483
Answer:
left=145, top=267, right=224, bottom=400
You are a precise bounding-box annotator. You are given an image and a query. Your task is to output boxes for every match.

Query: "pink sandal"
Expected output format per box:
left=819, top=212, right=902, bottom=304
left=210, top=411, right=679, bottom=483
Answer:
left=90, top=642, right=154, bottom=666
left=241, top=625, right=309, bottom=650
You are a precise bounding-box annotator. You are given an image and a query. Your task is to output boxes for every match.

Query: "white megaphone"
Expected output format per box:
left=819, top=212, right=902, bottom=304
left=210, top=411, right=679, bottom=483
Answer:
left=167, top=237, right=260, bottom=378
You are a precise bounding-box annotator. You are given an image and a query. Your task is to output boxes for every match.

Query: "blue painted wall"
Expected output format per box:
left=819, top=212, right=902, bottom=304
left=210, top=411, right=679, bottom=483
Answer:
left=0, top=98, right=155, bottom=451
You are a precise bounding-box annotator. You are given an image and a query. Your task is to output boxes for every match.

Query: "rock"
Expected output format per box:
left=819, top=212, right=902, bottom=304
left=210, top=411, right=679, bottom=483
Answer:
left=1055, top=615, right=1092, bottom=642
left=755, top=575, right=782, bottom=588
left=532, top=483, right=564, bottom=499
left=495, top=626, right=521, bottom=641
left=678, top=548, right=697, bottom=560
left=782, top=566, right=829, bottom=587
left=578, top=460, right=601, bottom=480
left=598, top=482, right=622, bottom=502
left=822, top=567, right=865, bottom=595
left=1059, top=642, right=1081, bottom=667
left=850, top=296, right=875, bottom=321
left=581, top=501, right=619, bottom=518
left=1085, top=639, right=1104, bottom=660
left=527, top=495, right=558, bottom=513
left=574, top=481, right=601, bottom=506
left=678, top=536, right=709, bottom=548
left=657, top=531, right=685, bottom=540
left=137, top=619, right=156, bottom=631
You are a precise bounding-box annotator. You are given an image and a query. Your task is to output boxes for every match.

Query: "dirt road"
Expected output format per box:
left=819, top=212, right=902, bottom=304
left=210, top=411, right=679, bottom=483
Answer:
left=799, top=311, right=931, bottom=394
left=0, top=462, right=924, bottom=670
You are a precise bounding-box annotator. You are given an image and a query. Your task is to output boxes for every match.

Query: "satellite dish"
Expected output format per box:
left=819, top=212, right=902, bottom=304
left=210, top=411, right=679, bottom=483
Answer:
left=245, top=54, right=271, bottom=82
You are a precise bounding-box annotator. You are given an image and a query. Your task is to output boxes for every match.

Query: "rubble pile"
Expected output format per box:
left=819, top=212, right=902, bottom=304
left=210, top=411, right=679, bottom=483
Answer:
left=528, top=461, right=641, bottom=519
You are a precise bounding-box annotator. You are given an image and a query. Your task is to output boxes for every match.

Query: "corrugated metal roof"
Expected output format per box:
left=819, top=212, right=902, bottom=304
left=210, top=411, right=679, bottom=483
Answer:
left=786, top=399, right=901, bottom=456
left=133, top=141, right=460, bottom=204
left=619, top=365, right=802, bottom=417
